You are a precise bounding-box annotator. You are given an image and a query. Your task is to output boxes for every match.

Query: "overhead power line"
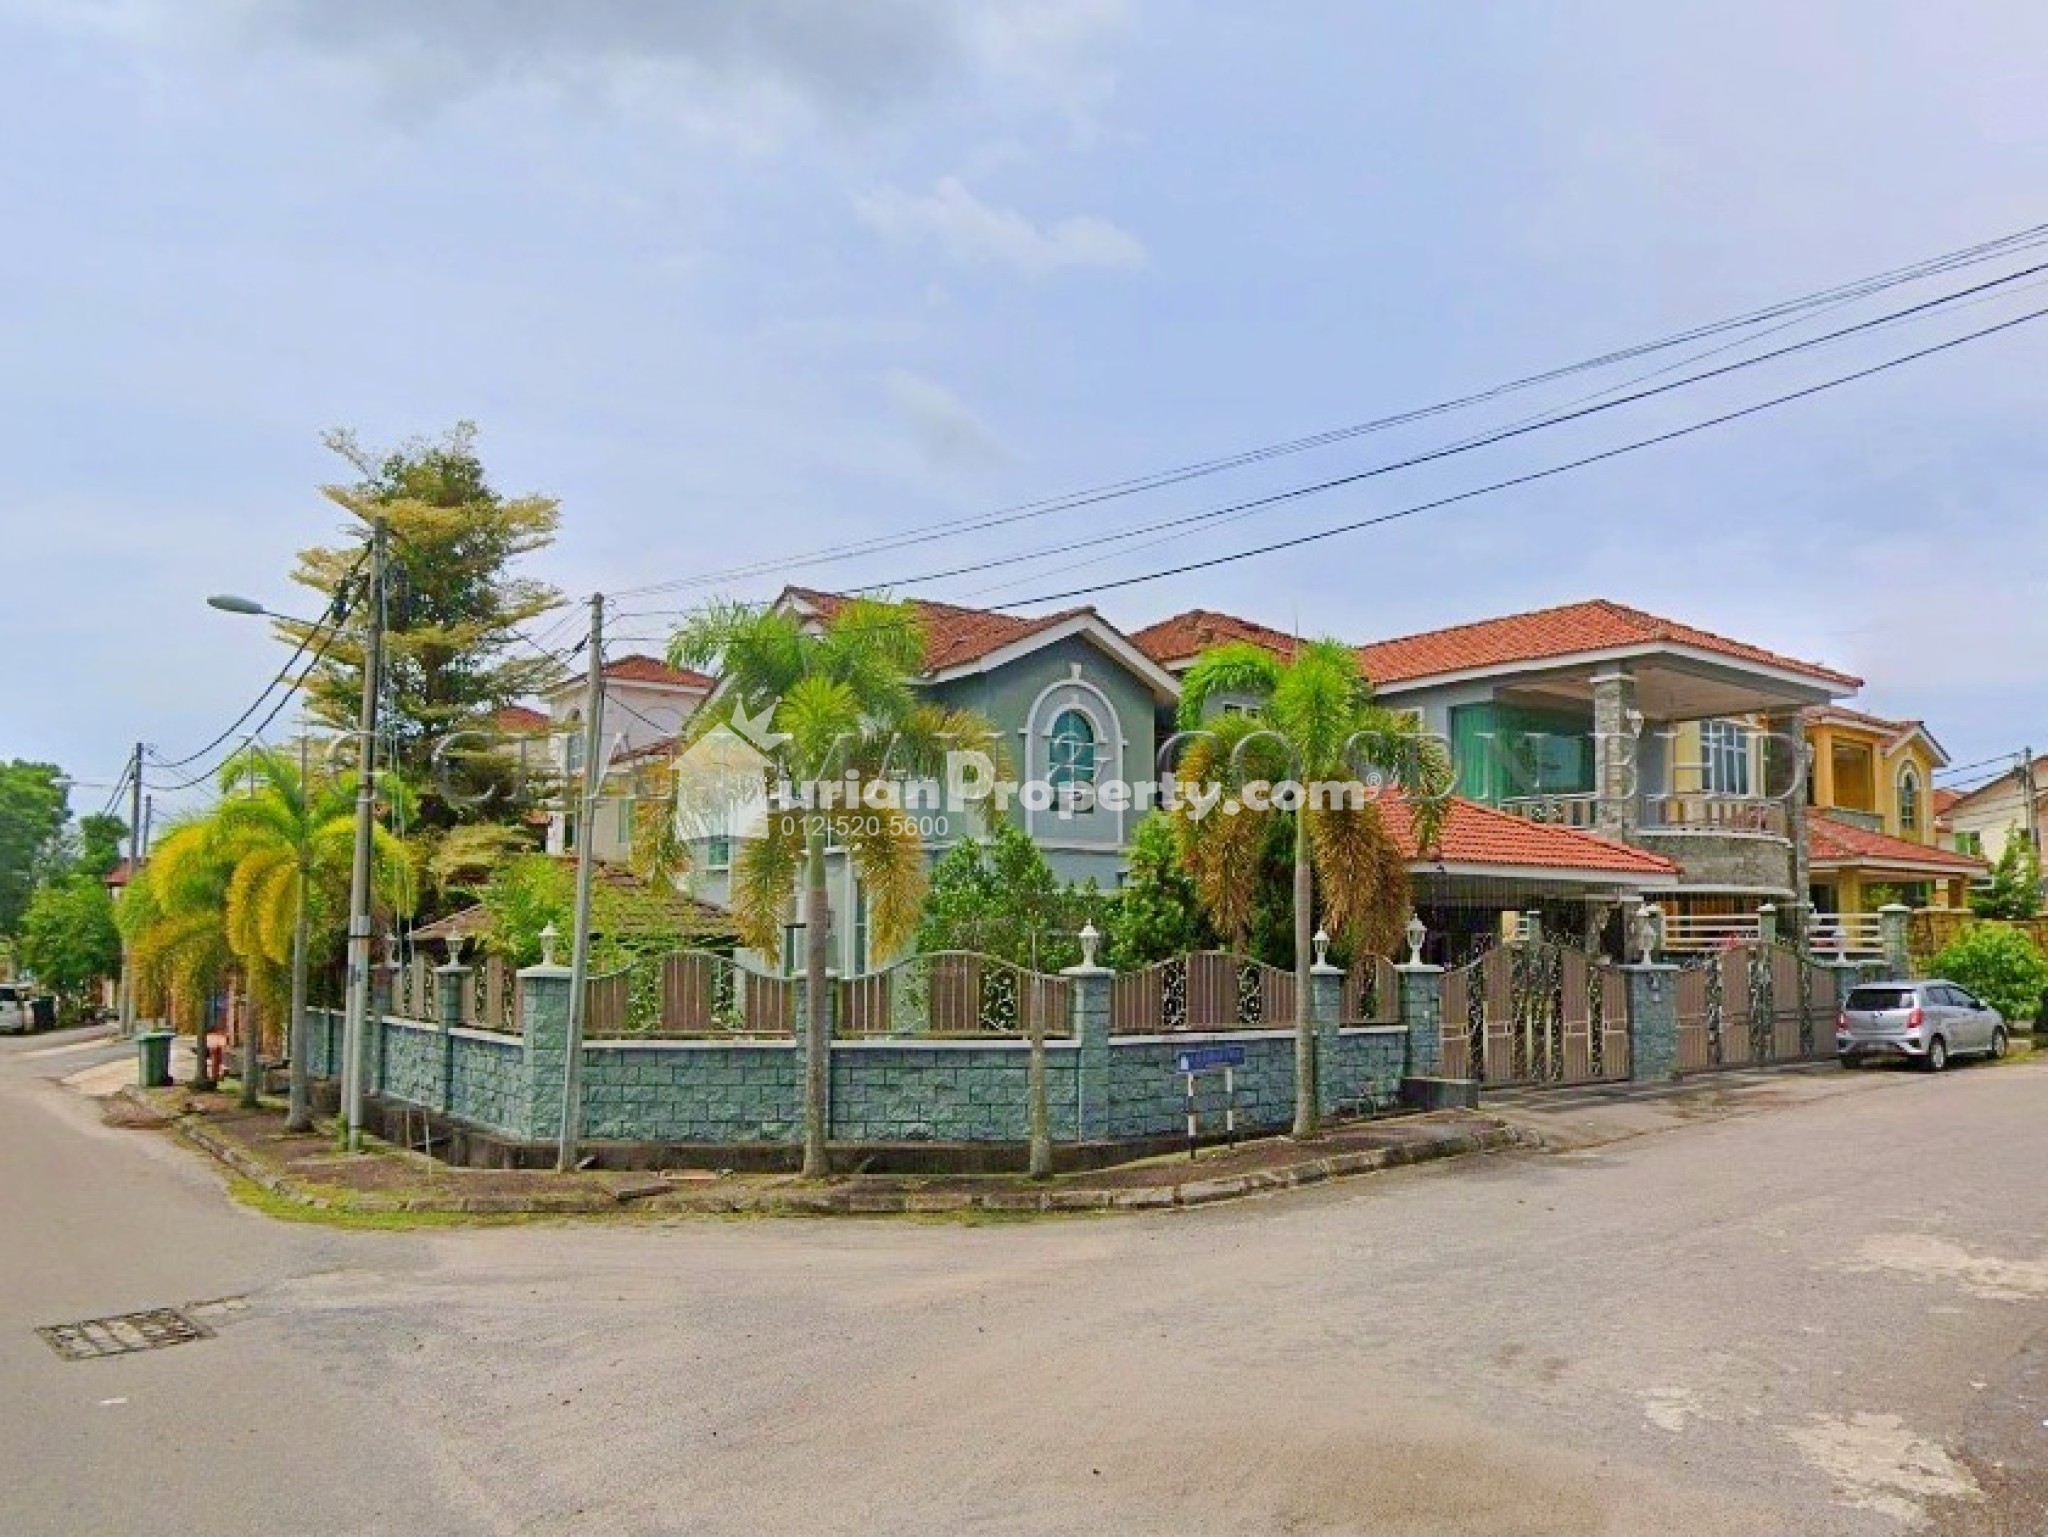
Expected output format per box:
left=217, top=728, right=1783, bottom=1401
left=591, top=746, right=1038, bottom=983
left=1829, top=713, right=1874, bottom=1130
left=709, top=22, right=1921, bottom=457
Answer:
left=1935, top=752, right=2021, bottom=780
left=608, top=218, right=2048, bottom=604
left=145, top=602, right=357, bottom=794
left=150, top=548, right=370, bottom=771
left=991, top=298, right=2048, bottom=607
left=812, top=261, right=2048, bottom=603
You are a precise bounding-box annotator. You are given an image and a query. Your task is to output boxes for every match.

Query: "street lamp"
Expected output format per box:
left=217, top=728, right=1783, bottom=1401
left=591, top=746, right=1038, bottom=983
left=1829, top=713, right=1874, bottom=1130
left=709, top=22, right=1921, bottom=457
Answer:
left=206, top=518, right=388, bottom=1150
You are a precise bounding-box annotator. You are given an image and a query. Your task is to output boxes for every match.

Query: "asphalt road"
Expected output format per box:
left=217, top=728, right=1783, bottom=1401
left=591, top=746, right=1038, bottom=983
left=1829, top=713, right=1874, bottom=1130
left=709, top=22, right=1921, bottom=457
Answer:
left=4, top=1025, right=2046, bottom=1536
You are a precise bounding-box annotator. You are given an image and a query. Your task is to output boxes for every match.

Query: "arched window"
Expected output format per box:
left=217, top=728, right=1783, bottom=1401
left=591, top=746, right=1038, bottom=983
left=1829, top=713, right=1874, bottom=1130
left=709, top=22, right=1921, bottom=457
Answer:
left=1048, top=709, right=1097, bottom=789
left=1898, top=766, right=1920, bottom=833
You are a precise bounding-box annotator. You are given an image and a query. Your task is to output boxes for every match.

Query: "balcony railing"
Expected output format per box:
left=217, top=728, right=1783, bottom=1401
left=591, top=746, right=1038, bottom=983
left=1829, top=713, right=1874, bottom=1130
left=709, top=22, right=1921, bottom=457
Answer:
left=1498, top=793, right=1787, bottom=838
left=1657, top=914, right=1760, bottom=953
left=1655, top=911, right=1884, bottom=957
left=1807, top=912, right=1885, bottom=958
left=1497, top=792, right=1602, bottom=829
left=1642, top=795, right=1786, bottom=837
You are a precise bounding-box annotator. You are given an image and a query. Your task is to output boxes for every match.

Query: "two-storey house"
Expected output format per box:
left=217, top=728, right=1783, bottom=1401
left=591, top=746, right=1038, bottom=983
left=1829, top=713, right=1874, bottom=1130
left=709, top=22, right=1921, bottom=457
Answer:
left=1798, top=705, right=1985, bottom=919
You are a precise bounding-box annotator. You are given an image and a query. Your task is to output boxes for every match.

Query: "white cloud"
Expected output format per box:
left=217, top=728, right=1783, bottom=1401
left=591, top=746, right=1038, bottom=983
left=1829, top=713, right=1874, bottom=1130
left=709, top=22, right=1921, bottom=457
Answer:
left=3, top=0, right=1133, bottom=144
left=883, top=370, right=1009, bottom=473
left=857, top=177, right=1146, bottom=279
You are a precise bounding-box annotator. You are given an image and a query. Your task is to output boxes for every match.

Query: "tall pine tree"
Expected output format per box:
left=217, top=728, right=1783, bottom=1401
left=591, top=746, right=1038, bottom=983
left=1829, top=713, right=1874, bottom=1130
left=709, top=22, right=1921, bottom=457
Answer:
left=286, top=423, right=566, bottom=830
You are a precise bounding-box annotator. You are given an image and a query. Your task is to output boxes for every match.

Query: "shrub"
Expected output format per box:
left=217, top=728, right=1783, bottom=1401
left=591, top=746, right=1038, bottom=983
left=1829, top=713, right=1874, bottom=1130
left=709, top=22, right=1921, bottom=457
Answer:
left=1929, top=924, right=2048, bottom=1026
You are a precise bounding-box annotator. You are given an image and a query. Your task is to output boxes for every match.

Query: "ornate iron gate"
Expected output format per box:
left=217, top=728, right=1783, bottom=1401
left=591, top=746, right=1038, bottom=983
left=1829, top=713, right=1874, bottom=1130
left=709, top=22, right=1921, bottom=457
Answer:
left=1439, top=942, right=1629, bottom=1086
left=1673, top=942, right=1831, bottom=1072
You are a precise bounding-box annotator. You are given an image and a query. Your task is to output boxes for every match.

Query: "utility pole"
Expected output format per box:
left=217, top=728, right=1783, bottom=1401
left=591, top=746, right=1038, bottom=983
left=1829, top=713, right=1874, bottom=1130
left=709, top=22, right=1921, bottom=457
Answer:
left=286, top=733, right=314, bottom=1133
left=117, top=741, right=144, bottom=1037
left=340, top=518, right=388, bottom=1153
left=557, top=593, right=605, bottom=1172
left=2022, top=747, right=2042, bottom=855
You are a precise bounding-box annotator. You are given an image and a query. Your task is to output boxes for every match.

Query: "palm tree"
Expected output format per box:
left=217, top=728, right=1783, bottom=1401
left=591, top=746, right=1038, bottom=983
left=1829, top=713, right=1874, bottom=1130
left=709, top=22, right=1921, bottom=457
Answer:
left=120, top=816, right=237, bottom=1091
left=669, top=596, right=1002, bottom=1177
left=212, top=747, right=412, bottom=1125
left=1174, top=639, right=1449, bottom=1137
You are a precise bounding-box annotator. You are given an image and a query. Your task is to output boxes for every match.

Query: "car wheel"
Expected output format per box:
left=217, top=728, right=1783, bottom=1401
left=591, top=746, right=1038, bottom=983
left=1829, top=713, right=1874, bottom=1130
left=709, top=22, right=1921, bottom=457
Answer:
left=1924, top=1036, right=1949, bottom=1073
left=1990, top=1026, right=2009, bottom=1060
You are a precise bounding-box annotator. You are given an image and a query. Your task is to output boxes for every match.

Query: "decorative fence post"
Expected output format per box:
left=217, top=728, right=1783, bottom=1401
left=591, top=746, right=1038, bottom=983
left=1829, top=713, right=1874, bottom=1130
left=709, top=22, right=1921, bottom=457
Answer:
left=1310, top=929, right=1344, bottom=1118
left=1756, top=902, right=1778, bottom=947
left=519, top=929, right=572, bottom=1146
left=368, top=947, right=396, bottom=1101
left=1623, top=961, right=1681, bottom=1081
left=1397, top=914, right=1444, bottom=1077
left=1064, top=924, right=1112, bottom=1143
left=1877, top=903, right=1912, bottom=979
left=434, top=957, right=471, bottom=1116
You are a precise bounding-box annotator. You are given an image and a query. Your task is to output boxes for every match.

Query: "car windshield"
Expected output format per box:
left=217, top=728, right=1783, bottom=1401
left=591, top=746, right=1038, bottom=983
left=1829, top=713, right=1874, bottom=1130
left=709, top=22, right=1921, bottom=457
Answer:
left=1846, top=986, right=1915, bottom=1011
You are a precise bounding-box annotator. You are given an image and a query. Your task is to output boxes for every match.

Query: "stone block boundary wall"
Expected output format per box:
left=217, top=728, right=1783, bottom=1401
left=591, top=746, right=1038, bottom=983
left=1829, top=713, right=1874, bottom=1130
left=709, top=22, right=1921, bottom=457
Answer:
left=301, top=942, right=1871, bottom=1153
left=304, top=957, right=1416, bottom=1149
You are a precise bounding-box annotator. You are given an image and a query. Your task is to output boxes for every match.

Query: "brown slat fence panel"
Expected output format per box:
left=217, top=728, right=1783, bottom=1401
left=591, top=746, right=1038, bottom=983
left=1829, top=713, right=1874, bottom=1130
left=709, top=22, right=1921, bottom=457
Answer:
left=833, top=952, right=1072, bottom=1038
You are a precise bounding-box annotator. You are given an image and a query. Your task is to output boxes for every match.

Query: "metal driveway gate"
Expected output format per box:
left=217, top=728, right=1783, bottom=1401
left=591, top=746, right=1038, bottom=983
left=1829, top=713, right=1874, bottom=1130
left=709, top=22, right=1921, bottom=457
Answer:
left=1673, top=942, right=1830, bottom=1072
left=1440, top=942, right=1629, bottom=1087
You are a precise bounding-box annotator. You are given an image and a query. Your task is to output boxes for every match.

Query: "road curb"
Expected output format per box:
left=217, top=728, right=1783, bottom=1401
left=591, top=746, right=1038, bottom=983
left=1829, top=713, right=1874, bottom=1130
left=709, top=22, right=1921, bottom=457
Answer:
left=132, top=1087, right=1517, bottom=1221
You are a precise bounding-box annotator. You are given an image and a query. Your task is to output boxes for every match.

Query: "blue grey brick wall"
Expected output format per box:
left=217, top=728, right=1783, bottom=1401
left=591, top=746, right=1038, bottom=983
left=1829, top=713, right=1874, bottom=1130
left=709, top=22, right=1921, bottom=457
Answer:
left=828, top=1044, right=1079, bottom=1142
left=1327, top=1027, right=1409, bottom=1110
left=358, top=982, right=1410, bottom=1149
left=449, top=1032, right=524, bottom=1135
left=578, top=1044, right=803, bottom=1143
left=380, top=1019, right=441, bottom=1110
left=1105, top=1033, right=1300, bottom=1138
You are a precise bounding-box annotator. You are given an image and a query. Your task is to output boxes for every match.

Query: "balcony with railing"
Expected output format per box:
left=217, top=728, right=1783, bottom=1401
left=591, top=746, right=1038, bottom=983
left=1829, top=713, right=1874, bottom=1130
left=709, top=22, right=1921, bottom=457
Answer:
left=1497, top=792, right=1787, bottom=838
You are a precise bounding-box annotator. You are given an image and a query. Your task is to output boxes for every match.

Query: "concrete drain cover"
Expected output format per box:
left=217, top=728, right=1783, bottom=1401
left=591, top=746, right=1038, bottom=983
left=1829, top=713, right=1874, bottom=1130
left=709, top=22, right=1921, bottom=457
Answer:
left=36, top=1308, right=215, bottom=1362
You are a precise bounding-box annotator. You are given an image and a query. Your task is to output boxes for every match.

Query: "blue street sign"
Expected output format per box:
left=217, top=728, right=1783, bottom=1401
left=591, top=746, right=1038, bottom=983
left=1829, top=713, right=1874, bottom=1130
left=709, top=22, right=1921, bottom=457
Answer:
left=1176, top=1044, right=1247, bottom=1073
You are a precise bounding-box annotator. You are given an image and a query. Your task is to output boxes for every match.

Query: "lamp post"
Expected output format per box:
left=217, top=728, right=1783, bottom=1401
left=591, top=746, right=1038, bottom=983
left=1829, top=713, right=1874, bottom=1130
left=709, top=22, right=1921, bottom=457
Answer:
left=208, top=514, right=387, bottom=1150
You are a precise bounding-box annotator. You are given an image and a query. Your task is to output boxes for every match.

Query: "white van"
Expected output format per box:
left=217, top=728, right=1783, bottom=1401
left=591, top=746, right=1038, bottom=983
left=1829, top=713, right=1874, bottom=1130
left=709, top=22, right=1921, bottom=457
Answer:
left=0, top=984, right=29, bottom=1034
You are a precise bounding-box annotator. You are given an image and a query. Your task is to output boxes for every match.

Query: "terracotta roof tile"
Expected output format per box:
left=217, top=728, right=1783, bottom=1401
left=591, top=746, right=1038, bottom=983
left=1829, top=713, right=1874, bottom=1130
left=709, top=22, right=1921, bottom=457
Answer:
left=494, top=704, right=550, bottom=735
left=1353, top=600, right=1862, bottom=690
left=783, top=587, right=1092, bottom=672
left=1128, top=609, right=1304, bottom=668
left=1374, top=795, right=1680, bottom=877
left=1802, top=703, right=1942, bottom=757
left=603, top=653, right=714, bottom=689
left=1807, top=812, right=1988, bottom=873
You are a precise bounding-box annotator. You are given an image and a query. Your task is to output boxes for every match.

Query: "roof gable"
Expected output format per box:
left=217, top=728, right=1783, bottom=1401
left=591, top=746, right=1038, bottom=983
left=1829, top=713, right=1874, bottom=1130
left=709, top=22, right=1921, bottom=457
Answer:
left=780, top=587, right=1179, bottom=701
left=1129, top=608, right=1303, bottom=670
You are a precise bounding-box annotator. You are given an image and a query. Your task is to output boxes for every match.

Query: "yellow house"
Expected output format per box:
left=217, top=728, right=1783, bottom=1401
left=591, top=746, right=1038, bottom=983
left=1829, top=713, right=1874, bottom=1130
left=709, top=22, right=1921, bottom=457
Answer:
left=1801, top=706, right=1982, bottom=914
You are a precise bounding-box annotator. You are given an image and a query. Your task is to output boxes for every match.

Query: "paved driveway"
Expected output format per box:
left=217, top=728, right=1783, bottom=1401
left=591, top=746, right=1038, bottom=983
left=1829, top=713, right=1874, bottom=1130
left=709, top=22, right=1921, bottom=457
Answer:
left=4, top=1027, right=2044, bottom=1535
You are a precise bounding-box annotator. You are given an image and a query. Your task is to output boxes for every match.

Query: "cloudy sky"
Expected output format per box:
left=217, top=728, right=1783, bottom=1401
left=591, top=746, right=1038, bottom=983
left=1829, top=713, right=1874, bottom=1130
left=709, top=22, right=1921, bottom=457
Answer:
left=4, top=1, right=2046, bottom=816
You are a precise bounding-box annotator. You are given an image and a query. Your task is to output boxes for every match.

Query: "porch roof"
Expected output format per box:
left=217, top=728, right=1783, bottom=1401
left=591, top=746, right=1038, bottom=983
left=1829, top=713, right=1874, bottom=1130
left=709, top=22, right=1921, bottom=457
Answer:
left=1376, top=794, right=1680, bottom=887
left=1807, top=813, right=1989, bottom=878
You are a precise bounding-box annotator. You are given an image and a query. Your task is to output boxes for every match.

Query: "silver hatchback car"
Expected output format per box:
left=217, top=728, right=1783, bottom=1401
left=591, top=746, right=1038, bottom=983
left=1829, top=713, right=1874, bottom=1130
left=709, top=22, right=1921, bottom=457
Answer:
left=1837, top=978, right=2008, bottom=1071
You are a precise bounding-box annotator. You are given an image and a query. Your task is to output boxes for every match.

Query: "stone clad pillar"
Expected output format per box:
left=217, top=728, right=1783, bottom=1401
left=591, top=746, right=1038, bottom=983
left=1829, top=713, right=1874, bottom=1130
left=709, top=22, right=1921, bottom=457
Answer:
left=1063, top=958, right=1112, bottom=1143
left=1623, top=962, right=1680, bottom=1081
left=434, top=962, right=471, bottom=1115
left=1877, top=903, right=1912, bottom=980
left=1591, top=667, right=1640, bottom=839
left=1774, top=711, right=1812, bottom=944
left=1310, top=957, right=1344, bottom=1118
left=368, top=957, right=396, bottom=1100
left=1397, top=963, right=1445, bottom=1077
left=519, top=962, right=572, bottom=1144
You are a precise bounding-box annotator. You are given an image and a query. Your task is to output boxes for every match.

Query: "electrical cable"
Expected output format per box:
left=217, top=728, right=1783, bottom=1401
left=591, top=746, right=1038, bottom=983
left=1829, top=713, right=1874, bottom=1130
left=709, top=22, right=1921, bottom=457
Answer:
left=957, top=270, right=2048, bottom=603
left=145, top=591, right=359, bottom=794
left=608, top=220, right=2048, bottom=603
left=150, top=548, right=370, bottom=770
left=992, top=298, right=2048, bottom=608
